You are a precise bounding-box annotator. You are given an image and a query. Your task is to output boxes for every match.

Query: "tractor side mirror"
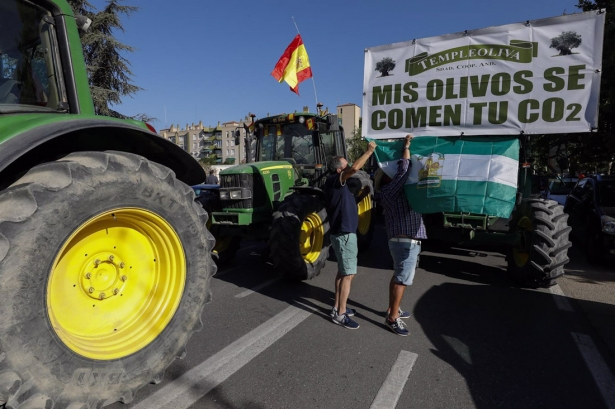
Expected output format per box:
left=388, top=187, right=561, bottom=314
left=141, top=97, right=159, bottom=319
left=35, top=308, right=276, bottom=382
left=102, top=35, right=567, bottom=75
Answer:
left=312, top=130, right=320, bottom=147
left=234, top=129, right=241, bottom=146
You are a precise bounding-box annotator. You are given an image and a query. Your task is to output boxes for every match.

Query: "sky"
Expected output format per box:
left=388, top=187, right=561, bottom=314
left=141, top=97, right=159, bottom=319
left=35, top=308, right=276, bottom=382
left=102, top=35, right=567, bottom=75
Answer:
left=89, top=0, right=582, bottom=130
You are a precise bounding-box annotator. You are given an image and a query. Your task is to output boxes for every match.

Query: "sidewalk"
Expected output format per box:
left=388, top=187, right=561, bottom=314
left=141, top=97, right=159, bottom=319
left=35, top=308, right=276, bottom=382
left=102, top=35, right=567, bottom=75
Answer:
left=557, top=242, right=615, bottom=363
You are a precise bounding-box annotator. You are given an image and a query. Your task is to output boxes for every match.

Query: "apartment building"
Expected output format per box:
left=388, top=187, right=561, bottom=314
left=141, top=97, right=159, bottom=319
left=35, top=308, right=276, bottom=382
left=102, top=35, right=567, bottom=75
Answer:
left=336, top=103, right=361, bottom=138
left=159, top=104, right=360, bottom=162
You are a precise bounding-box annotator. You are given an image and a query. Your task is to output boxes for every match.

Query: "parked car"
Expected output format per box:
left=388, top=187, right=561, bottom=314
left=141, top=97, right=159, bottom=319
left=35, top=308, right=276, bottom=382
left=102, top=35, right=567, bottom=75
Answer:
left=564, top=175, right=615, bottom=263
left=543, top=177, right=578, bottom=205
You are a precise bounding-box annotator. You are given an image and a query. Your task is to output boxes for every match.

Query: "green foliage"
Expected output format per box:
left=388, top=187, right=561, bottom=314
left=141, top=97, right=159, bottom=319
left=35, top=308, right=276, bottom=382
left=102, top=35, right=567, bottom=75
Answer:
left=565, top=0, right=615, bottom=174
left=223, top=158, right=236, bottom=165
left=549, top=31, right=582, bottom=55
left=67, top=0, right=141, bottom=118
left=346, top=127, right=367, bottom=163
left=375, top=57, right=395, bottom=77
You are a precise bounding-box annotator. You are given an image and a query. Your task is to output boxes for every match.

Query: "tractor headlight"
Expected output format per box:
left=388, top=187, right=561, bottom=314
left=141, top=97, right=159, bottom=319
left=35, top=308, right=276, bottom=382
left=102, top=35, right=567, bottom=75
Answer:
left=601, top=216, right=615, bottom=235
left=230, top=190, right=243, bottom=199
left=219, top=190, right=230, bottom=200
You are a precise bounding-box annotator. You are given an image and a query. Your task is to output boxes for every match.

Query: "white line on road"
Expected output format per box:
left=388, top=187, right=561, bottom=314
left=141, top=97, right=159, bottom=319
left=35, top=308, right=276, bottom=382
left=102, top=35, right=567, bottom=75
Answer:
left=548, top=284, right=574, bottom=312
left=572, top=332, right=615, bottom=409
left=370, top=350, right=418, bottom=409
left=131, top=304, right=312, bottom=409
left=235, top=277, right=280, bottom=298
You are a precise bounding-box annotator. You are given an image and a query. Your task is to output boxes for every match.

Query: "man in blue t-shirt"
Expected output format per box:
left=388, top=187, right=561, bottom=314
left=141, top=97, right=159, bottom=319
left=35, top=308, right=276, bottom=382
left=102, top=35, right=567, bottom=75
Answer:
left=324, top=141, right=376, bottom=329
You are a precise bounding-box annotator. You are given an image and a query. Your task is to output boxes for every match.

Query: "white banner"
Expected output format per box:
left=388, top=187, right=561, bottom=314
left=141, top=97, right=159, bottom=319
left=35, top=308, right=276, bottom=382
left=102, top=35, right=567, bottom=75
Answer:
left=363, top=10, right=605, bottom=139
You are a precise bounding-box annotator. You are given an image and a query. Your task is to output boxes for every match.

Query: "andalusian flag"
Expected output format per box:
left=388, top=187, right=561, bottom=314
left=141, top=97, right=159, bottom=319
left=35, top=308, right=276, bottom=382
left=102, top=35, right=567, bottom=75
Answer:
left=271, top=34, right=312, bottom=95
left=371, top=137, right=519, bottom=218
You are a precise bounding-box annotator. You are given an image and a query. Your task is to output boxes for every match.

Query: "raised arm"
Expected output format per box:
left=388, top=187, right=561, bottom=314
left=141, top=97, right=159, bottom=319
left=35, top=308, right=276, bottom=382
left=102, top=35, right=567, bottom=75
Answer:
left=340, top=141, right=377, bottom=183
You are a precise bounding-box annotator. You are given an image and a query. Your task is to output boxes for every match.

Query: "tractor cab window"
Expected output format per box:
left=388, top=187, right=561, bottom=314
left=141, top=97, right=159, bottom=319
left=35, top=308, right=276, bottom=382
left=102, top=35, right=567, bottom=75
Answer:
left=258, top=123, right=316, bottom=165
left=320, top=131, right=337, bottom=159
left=0, top=0, right=65, bottom=112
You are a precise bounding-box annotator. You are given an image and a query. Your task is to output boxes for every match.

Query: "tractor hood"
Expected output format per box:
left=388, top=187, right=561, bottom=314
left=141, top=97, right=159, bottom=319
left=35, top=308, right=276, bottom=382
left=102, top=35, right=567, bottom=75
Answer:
left=220, top=161, right=294, bottom=175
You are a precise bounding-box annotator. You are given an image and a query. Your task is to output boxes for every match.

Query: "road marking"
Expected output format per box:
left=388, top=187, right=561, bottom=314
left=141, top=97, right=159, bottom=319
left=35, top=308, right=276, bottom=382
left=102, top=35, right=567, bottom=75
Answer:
left=131, top=304, right=312, bottom=409
left=549, top=284, right=574, bottom=312
left=235, top=277, right=280, bottom=298
left=370, top=350, right=418, bottom=409
left=572, top=332, right=615, bottom=409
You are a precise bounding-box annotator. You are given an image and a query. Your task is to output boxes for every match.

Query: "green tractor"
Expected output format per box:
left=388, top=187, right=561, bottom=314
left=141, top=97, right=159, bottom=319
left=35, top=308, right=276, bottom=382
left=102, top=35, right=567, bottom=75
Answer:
left=422, top=134, right=571, bottom=288
left=0, top=0, right=215, bottom=407
left=202, top=110, right=375, bottom=279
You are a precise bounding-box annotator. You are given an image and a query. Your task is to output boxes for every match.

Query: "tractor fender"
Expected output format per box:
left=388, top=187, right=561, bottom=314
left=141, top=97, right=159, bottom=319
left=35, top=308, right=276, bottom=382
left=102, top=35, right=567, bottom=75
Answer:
left=288, top=185, right=327, bottom=202
left=0, top=118, right=205, bottom=189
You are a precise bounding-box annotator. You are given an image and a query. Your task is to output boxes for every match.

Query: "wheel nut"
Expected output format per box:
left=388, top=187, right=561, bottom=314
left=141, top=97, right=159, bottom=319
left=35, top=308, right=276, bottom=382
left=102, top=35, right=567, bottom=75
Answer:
left=85, top=273, right=91, bottom=279
left=88, top=287, right=94, bottom=293
left=108, top=255, right=114, bottom=262
left=99, top=292, right=106, bottom=300
left=121, top=275, right=127, bottom=282
left=119, top=262, right=125, bottom=268
left=94, top=259, right=101, bottom=267
left=113, top=288, right=119, bottom=295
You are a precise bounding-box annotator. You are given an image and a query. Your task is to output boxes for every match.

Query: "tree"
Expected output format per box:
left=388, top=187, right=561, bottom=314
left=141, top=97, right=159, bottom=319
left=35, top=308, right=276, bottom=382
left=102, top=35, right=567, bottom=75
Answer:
left=375, top=57, right=396, bottom=77
left=346, top=127, right=367, bottom=163
left=67, top=0, right=141, bottom=118
left=223, top=158, right=235, bottom=165
left=550, top=31, right=582, bottom=55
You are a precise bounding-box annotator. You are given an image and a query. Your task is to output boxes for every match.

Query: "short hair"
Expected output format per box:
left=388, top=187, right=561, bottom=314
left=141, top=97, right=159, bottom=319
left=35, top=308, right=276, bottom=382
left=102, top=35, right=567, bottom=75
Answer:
left=209, top=169, right=215, bottom=174
left=328, top=156, right=345, bottom=173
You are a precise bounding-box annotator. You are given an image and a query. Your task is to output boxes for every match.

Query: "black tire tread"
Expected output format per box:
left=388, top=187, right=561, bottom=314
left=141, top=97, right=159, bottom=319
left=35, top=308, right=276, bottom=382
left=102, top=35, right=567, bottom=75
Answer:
left=506, top=198, right=571, bottom=288
left=268, top=194, right=330, bottom=280
left=0, top=151, right=215, bottom=409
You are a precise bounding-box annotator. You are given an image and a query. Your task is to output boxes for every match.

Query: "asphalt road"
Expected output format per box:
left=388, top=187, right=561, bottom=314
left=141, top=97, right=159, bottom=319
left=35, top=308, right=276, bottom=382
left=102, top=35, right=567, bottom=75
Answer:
left=109, top=223, right=615, bottom=409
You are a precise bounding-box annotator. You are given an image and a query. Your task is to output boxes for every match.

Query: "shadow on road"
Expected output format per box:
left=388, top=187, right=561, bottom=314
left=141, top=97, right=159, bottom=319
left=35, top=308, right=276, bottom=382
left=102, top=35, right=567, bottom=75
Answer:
left=413, top=282, right=613, bottom=408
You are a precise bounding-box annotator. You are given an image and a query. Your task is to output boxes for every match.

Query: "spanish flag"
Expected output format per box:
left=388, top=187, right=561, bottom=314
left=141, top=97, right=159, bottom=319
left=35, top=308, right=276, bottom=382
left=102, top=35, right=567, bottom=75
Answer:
left=271, top=34, right=313, bottom=95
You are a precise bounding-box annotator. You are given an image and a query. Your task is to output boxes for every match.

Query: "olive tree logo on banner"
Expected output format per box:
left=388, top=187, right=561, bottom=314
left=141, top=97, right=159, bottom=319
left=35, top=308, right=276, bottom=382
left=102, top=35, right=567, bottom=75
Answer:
left=550, top=31, right=582, bottom=56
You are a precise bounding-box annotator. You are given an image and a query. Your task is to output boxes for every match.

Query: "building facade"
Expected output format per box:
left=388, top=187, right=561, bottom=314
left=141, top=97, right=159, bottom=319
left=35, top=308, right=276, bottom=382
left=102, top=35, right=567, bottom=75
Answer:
left=159, top=104, right=360, bottom=162
left=336, top=103, right=361, bottom=138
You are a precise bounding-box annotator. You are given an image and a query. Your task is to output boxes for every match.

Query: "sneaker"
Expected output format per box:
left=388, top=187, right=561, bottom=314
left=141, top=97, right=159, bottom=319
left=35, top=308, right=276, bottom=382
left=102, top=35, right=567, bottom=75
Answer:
left=385, top=308, right=411, bottom=320
left=330, top=307, right=357, bottom=317
left=385, top=317, right=409, bottom=336
left=332, top=313, right=360, bottom=329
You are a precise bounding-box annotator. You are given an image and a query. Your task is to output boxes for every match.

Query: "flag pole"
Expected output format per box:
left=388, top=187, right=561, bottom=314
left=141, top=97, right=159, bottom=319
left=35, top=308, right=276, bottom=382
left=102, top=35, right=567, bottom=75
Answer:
left=292, top=16, right=318, bottom=111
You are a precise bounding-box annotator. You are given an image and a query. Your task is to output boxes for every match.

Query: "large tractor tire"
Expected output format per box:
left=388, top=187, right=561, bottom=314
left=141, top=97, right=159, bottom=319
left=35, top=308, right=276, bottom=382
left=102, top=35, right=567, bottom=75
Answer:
left=269, top=194, right=330, bottom=280
left=0, top=151, right=216, bottom=409
left=506, top=198, right=571, bottom=288
left=197, top=194, right=240, bottom=266
left=347, top=171, right=375, bottom=251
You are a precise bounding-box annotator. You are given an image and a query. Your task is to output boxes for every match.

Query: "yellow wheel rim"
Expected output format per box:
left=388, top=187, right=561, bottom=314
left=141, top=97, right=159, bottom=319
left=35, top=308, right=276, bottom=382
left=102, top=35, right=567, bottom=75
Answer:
left=300, top=212, right=324, bottom=264
left=47, top=208, right=186, bottom=360
left=357, top=195, right=372, bottom=235
left=512, top=216, right=532, bottom=267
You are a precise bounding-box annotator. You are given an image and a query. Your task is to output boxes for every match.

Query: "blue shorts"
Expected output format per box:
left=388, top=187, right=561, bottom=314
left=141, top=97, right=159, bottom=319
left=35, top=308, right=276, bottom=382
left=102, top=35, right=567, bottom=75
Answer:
left=388, top=238, right=421, bottom=285
left=331, top=233, right=358, bottom=276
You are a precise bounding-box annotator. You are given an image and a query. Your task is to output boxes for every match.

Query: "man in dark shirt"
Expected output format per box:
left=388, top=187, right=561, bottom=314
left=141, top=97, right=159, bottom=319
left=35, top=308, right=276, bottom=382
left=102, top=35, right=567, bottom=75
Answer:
left=378, top=134, right=427, bottom=336
left=206, top=169, right=219, bottom=185
left=325, top=141, right=376, bottom=329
